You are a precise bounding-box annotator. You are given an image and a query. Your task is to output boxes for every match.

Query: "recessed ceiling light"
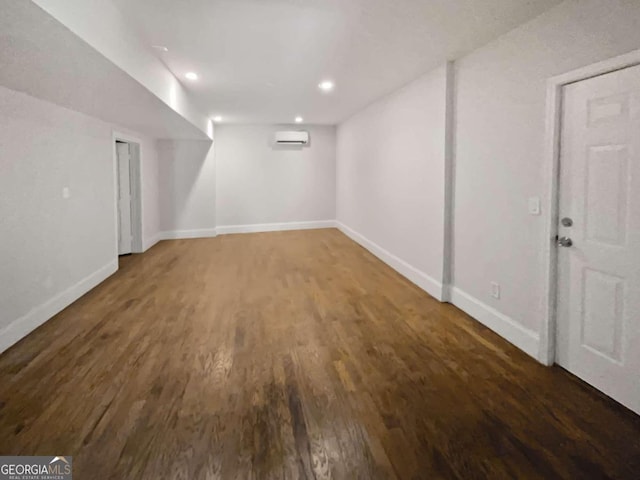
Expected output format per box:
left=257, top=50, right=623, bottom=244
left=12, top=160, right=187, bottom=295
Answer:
left=152, top=45, right=168, bottom=52
left=295, top=116, right=303, bottom=123
left=185, top=72, right=198, bottom=80
left=318, top=80, right=334, bottom=92
left=213, top=116, right=222, bottom=122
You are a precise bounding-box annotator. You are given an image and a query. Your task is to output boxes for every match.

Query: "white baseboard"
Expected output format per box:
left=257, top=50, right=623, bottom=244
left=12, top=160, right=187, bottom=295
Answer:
left=449, top=287, right=540, bottom=360
left=159, top=228, right=218, bottom=240
left=216, top=220, right=336, bottom=235
left=336, top=221, right=444, bottom=301
left=0, top=260, right=118, bottom=354
left=142, top=232, right=161, bottom=251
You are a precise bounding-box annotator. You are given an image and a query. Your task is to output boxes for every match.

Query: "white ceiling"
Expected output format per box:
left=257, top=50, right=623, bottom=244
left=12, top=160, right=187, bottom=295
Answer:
left=113, top=0, right=562, bottom=125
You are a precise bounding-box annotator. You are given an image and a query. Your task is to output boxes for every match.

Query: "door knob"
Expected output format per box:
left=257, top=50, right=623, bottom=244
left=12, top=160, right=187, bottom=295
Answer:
left=557, top=236, right=573, bottom=247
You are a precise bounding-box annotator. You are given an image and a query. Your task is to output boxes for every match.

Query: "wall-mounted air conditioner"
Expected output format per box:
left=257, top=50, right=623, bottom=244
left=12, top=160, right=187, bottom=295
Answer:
left=274, top=131, right=309, bottom=145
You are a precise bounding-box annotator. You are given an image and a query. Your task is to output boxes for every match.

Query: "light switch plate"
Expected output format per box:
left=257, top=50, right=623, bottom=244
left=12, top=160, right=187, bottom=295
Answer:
left=62, top=187, right=71, bottom=199
left=528, top=196, right=540, bottom=215
left=491, top=282, right=500, bottom=299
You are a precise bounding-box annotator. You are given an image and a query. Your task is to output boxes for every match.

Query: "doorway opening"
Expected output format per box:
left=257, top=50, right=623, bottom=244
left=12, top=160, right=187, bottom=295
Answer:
left=114, top=136, right=143, bottom=257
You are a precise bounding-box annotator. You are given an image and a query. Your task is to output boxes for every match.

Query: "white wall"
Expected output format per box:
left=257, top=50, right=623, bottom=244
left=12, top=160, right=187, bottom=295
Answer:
left=0, top=85, right=160, bottom=352
left=452, top=0, right=640, bottom=358
left=336, top=65, right=449, bottom=299
left=215, top=125, right=336, bottom=230
left=158, top=139, right=216, bottom=238
left=139, top=136, right=161, bottom=249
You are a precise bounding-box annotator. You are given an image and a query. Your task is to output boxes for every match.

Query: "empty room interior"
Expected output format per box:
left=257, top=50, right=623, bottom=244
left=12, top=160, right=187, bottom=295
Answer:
left=2, top=0, right=640, bottom=478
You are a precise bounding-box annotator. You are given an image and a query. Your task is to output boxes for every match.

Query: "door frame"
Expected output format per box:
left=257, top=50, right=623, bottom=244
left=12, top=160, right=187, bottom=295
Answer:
left=112, top=131, right=144, bottom=254
left=539, top=48, right=640, bottom=366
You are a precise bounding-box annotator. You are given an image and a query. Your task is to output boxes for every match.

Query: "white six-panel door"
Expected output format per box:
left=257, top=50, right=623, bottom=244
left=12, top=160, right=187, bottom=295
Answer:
left=557, top=64, right=640, bottom=414
left=116, top=142, right=133, bottom=255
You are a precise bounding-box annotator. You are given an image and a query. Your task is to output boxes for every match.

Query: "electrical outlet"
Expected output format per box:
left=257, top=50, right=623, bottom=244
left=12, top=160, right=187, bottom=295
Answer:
left=491, top=282, right=500, bottom=299
left=62, top=187, right=71, bottom=199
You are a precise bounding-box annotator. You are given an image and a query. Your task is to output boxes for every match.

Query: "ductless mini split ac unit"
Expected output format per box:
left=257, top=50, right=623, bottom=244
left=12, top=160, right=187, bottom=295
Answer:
left=274, top=131, right=309, bottom=145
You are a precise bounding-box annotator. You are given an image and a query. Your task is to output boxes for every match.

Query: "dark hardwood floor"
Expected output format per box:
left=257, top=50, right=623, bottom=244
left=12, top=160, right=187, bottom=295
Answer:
left=0, top=229, right=638, bottom=479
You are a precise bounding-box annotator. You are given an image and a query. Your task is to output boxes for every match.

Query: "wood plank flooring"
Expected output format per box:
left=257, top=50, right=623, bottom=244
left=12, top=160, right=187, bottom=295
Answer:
left=0, top=229, right=639, bottom=479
